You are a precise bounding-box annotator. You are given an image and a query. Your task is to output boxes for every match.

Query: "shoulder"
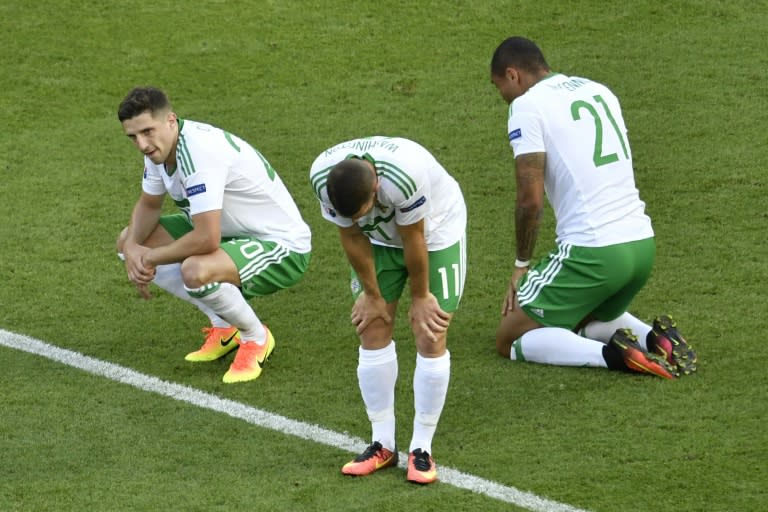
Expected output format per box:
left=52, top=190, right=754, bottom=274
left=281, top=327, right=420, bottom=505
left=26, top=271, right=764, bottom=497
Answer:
left=371, top=137, right=432, bottom=167
left=309, top=145, right=345, bottom=201
left=375, top=142, right=432, bottom=200
left=180, top=119, right=216, bottom=137
left=179, top=119, right=235, bottom=149
left=178, top=120, right=215, bottom=152
left=309, top=137, right=367, bottom=175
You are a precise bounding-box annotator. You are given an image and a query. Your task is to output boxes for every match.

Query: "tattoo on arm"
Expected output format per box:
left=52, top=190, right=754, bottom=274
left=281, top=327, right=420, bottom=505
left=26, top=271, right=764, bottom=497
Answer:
left=514, top=152, right=546, bottom=261
left=515, top=205, right=541, bottom=260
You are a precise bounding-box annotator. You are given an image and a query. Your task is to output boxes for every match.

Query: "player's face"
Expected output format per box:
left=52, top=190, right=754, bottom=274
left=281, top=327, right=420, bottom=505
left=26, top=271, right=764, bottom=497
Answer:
left=351, top=192, right=377, bottom=221
left=491, top=69, right=521, bottom=104
left=350, top=161, right=379, bottom=221
left=122, top=110, right=178, bottom=165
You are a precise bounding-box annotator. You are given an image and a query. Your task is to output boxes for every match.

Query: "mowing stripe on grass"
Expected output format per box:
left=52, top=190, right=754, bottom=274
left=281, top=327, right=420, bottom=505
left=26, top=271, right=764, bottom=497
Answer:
left=0, top=328, right=589, bottom=512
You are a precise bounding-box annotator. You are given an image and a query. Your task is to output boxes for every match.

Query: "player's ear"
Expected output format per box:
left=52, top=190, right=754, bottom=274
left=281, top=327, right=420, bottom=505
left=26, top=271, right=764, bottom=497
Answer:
left=372, top=170, right=380, bottom=192
left=506, top=66, right=519, bottom=83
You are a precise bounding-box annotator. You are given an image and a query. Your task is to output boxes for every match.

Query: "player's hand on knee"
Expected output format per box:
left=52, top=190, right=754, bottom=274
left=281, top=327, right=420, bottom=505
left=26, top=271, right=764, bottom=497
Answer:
left=351, top=292, right=391, bottom=335
left=502, top=268, right=527, bottom=316
left=409, top=294, right=450, bottom=342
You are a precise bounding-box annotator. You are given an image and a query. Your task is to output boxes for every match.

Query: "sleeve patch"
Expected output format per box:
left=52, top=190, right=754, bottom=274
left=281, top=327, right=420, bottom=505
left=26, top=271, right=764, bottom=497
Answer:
left=400, top=195, right=426, bottom=213
left=509, top=128, right=522, bottom=141
left=186, top=184, right=207, bottom=196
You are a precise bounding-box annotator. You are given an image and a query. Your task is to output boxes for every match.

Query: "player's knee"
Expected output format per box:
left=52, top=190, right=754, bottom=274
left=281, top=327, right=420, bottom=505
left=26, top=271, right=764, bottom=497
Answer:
left=359, top=322, right=395, bottom=350
left=415, top=333, right=447, bottom=357
left=116, top=227, right=129, bottom=253
left=180, top=257, right=210, bottom=288
left=495, top=330, right=513, bottom=358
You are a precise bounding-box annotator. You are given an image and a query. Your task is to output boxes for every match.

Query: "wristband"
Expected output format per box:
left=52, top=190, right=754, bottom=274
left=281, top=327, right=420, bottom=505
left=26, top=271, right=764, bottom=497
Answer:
left=514, top=259, right=530, bottom=268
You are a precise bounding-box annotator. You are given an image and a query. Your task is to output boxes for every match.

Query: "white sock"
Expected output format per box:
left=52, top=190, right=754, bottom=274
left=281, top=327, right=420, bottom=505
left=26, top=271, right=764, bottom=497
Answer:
left=410, top=351, right=450, bottom=455
left=581, top=312, right=652, bottom=350
left=357, top=342, right=398, bottom=452
left=151, top=264, right=228, bottom=327
left=184, top=282, right=266, bottom=343
left=511, top=327, right=607, bottom=367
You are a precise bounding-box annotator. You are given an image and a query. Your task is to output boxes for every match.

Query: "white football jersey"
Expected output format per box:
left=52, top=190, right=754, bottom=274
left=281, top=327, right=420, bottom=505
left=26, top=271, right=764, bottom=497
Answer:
left=142, top=119, right=311, bottom=253
left=309, top=136, right=466, bottom=250
left=507, top=73, right=653, bottom=246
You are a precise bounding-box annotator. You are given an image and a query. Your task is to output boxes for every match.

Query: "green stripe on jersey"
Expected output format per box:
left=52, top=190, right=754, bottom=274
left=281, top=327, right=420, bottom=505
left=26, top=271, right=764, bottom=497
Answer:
left=177, top=135, right=195, bottom=177
left=311, top=166, right=333, bottom=199
left=224, top=131, right=241, bottom=152
left=255, top=149, right=277, bottom=181
left=375, top=161, right=417, bottom=198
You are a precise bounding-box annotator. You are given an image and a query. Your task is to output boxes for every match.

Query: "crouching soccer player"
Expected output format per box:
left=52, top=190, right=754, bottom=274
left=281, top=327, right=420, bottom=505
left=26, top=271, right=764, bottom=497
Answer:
left=116, top=86, right=311, bottom=383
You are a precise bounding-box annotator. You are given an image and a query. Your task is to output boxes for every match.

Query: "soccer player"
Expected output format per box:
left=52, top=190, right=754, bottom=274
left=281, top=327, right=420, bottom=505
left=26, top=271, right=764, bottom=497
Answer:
left=490, top=37, right=697, bottom=378
left=116, top=86, right=311, bottom=383
left=309, top=136, right=467, bottom=484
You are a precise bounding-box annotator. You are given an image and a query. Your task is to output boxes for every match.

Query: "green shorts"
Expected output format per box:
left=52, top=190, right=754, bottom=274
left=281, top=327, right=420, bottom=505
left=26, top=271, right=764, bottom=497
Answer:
left=517, top=238, right=655, bottom=329
left=350, top=236, right=466, bottom=313
left=159, top=214, right=310, bottom=300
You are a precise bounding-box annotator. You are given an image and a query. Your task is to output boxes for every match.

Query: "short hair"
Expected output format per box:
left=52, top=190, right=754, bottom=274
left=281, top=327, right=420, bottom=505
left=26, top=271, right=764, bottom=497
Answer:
left=117, top=86, right=172, bottom=122
left=326, top=158, right=377, bottom=218
left=490, top=36, right=550, bottom=77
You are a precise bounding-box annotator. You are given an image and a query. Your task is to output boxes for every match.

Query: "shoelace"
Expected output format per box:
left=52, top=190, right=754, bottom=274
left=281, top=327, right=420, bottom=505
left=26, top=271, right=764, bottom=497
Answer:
left=355, top=442, right=384, bottom=462
left=199, top=327, right=220, bottom=348
left=412, top=450, right=432, bottom=471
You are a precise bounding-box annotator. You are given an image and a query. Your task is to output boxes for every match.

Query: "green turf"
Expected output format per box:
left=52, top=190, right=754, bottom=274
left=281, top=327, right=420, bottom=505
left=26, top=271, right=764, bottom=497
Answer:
left=1, top=1, right=766, bottom=511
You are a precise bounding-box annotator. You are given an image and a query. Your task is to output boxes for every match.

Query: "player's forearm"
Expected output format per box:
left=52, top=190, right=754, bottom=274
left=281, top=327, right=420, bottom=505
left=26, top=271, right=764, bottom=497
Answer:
left=127, top=201, right=162, bottom=246
left=400, top=223, right=430, bottom=298
left=403, top=242, right=429, bottom=298
left=146, top=229, right=218, bottom=266
left=340, top=228, right=380, bottom=296
left=514, top=203, right=542, bottom=261
left=513, top=152, right=546, bottom=263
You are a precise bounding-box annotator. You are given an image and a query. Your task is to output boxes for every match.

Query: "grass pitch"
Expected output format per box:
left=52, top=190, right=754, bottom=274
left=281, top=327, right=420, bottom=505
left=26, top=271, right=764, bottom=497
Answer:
left=1, top=1, right=766, bottom=511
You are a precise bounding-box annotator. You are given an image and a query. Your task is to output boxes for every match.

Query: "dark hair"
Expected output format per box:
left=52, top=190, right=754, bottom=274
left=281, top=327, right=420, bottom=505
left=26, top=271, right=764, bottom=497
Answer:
left=117, top=86, right=172, bottom=122
left=327, top=158, right=377, bottom=218
left=490, top=36, right=550, bottom=76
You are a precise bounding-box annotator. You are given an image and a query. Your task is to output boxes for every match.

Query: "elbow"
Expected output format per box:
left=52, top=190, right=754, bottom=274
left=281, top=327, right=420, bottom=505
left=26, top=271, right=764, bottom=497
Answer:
left=515, top=200, right=543, bottom=222
left=516, top=195, right=543, bottom=213
left=199, top=237, right=220, bottom=254
left=190, top=231, right=221, bottom=255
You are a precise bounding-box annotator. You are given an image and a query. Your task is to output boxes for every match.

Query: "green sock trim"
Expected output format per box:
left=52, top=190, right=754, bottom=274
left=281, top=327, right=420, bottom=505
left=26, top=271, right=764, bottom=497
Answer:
left=186, top=282, right=221, bottom=298
left=513, top=338, right=526, bottom=362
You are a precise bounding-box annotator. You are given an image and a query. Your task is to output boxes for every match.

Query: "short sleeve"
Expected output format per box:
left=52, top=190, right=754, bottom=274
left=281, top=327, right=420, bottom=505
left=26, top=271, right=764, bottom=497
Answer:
left=183, top=166, right=226, bottom=216
left=141, top=162, right=166, bottom=196
left=508, top=98, right=545, bottom=157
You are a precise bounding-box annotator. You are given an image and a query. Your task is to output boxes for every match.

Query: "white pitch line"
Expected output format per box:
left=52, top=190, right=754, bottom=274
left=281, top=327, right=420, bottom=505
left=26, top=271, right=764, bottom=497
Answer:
left=0, top=329, right=590, bottom=512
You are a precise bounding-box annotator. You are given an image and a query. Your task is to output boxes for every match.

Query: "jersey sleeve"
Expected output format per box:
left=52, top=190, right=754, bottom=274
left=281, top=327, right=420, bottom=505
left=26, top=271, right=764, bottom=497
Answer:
left=378, top=158, right=431, bottom=227
left=309, top=160, right=354, bottom=228
left=141, top=161, right=166, bottom=196
left=178, top=140, right=228, bottom=216
left=318, top=201, right=354, bottom=228
left=180, top=165, right=226, bottom=216
left=508, top=98, right=545, bottom=157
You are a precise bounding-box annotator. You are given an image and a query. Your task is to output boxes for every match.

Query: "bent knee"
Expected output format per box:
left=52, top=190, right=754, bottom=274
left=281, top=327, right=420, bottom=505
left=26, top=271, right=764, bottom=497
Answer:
left=116, top=227, right=129, bottom=254
left=495, top=333, right=512, bottom=358
left=180, top=257, right=210, bottom=288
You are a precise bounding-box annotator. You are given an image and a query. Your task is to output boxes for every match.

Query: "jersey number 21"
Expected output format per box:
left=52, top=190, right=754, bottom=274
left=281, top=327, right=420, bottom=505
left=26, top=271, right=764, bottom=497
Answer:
left=571, top=95, right=629, bottom=167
